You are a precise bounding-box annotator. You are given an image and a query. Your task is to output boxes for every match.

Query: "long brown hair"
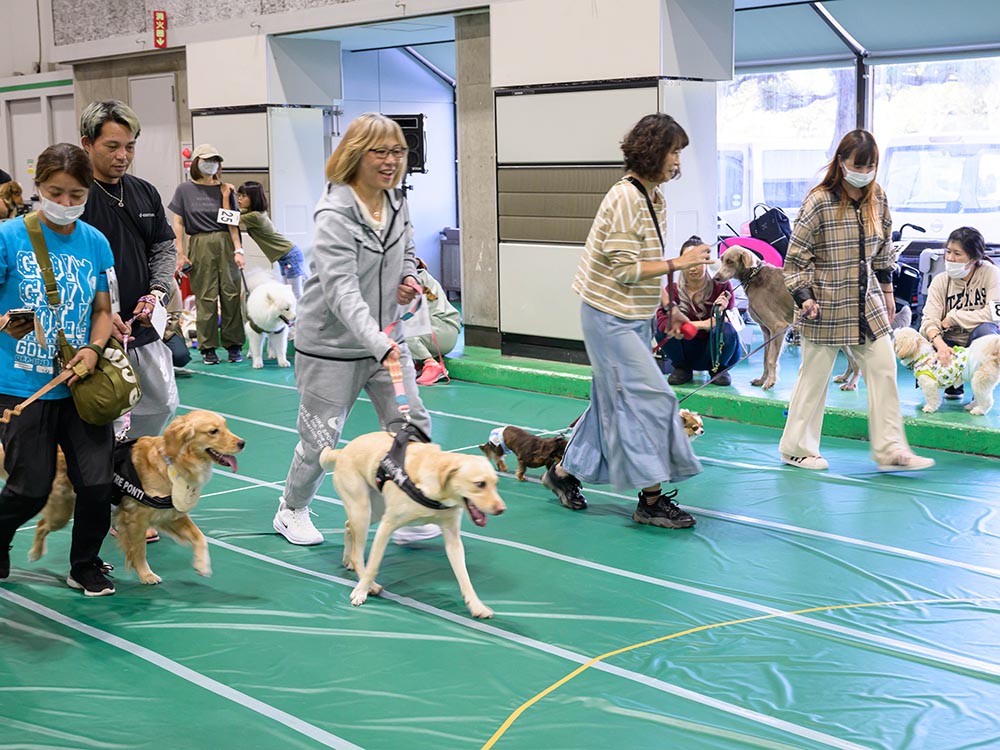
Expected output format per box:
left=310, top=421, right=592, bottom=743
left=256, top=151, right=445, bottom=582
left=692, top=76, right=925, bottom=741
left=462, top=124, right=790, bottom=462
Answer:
left=810, top=129, right=883, bottom=239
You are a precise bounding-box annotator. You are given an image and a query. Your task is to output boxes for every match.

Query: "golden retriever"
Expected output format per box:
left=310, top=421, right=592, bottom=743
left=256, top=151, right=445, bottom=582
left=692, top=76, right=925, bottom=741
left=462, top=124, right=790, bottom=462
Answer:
left=10, top=410, right=245, bottom=584
left=320, top=431, right=506, bottom=618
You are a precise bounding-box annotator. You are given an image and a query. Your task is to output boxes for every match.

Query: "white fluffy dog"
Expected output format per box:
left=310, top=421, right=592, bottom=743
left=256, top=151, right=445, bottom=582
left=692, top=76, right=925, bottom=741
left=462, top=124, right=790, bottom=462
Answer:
left=892, top=327, right=1000, bottom=415
left=244, top=269, right=297, bottom=369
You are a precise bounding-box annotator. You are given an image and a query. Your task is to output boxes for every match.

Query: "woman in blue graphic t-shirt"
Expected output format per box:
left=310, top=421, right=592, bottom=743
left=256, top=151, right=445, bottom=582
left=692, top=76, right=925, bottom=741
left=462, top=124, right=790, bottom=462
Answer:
left=0, top=143, right=118, bottom=596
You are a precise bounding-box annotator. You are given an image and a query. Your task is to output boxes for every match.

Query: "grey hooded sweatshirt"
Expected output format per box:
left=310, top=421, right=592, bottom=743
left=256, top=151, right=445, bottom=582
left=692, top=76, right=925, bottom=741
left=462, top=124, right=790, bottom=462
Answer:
left=294, top=182, right=418, bottom=362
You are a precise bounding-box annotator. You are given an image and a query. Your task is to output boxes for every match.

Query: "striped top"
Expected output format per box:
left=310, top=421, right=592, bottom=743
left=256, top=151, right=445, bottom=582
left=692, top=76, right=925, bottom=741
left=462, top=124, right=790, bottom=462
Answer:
left=572, top=178, right=667, bottom=320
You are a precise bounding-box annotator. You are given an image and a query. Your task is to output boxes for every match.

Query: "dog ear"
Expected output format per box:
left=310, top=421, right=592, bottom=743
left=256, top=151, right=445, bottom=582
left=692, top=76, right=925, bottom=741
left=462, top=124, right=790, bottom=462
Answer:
left=163, top=414, right=197, bottom=459
left=421, top=454, right=463, bottom=499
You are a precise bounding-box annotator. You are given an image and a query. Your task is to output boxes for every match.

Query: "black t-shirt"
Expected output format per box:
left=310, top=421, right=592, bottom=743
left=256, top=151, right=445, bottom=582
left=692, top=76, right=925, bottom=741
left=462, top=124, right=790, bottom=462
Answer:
left=82, top=174, right=175, bottom=348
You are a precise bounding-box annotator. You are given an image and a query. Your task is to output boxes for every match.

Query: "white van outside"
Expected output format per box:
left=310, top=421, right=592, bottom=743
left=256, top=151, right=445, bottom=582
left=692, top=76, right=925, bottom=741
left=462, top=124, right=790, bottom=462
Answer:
left=879, top=133, right=1000, bottom=244
left=718, top=141, right=829, bottom=234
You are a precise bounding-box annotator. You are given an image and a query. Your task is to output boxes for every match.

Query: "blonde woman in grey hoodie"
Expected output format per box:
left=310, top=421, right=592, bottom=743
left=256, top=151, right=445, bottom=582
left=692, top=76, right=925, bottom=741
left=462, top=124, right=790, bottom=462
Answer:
left=273, top=113, right=435, bottom=546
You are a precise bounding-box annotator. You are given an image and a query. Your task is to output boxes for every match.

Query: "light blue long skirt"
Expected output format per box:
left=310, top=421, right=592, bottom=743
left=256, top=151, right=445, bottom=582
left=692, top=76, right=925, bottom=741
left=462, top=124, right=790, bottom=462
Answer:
left=560, top=303, right=703, bottom=492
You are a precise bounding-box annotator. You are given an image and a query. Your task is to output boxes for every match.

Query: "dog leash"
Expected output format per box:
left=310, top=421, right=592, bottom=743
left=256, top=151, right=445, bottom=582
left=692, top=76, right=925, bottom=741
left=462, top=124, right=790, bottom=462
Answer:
left=0, top=369, right=73, bottom=423
left=382, top=293, right=425, bottom=422
left=676, top=318, right=806, bottom=405
left=112, top=298, right=159, bottom=442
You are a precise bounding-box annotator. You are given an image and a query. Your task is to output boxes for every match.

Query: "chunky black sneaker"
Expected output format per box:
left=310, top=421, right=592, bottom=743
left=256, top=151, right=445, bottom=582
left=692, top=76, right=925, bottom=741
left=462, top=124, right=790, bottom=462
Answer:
left=227, top=346, right=244, bottom=363
left=542, top=467, right=587, bottom=510
left=944, top=384, right=964, bottom=400
left=633, top=490, right=696, bottom=529
left=67, top=561, right=116, bottom=597
left=0, top=545, right=10, bottom=579
left=202, top=348, right=220, bottom=365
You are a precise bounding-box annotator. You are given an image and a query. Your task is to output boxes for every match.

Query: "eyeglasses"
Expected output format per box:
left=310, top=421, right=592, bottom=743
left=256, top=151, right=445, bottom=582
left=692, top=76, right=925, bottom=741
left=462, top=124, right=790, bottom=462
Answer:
left=368, top=147, right=409, bottom=161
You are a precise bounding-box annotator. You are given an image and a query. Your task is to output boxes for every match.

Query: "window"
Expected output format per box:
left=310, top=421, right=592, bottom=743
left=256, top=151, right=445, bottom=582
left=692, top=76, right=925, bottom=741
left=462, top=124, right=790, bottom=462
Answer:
left=873, top=56, right=1000, bottom=240
left=717, top=67, right=854, bottom=229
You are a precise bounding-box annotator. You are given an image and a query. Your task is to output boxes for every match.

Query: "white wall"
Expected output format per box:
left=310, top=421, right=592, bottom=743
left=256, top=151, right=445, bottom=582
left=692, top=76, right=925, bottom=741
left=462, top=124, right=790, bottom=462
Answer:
left=0, top=0, right=43, bottom=78
left=187, top=37, right=268, bottom=110
left=339, top=47, right=457, bottom=281
left=491, top=0, right=662, bottom=88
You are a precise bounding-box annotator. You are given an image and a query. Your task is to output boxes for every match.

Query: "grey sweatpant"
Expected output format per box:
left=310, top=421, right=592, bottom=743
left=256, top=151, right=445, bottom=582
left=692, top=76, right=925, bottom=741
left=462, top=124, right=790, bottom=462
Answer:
left=113, top=338, right=179, bottom=439
left=281, top=344, right=431, bottom=509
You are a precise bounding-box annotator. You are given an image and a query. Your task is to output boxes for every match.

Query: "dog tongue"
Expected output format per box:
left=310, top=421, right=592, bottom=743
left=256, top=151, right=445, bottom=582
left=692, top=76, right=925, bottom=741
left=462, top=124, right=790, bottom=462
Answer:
left=466, top=501, right=487, bottom=527
left=220, top=454, right=238, bottom=472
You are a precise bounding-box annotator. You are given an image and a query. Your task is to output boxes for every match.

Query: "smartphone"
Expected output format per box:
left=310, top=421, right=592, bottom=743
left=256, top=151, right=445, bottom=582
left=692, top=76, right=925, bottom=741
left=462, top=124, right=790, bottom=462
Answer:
left=5, top=308, right=35, bottom=324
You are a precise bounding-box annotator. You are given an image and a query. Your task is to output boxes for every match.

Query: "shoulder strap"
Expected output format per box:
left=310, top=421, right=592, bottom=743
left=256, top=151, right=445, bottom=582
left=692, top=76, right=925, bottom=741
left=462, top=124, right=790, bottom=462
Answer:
left=625, top=176, right=677, bottom=308
left=24, top=212, right=60, bottom=307
left=624, top=176, right=666, bottom=254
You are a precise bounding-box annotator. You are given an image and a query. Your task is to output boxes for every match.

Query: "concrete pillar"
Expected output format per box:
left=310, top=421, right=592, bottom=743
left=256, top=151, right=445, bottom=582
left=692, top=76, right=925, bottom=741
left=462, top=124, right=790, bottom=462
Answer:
left=455, top=11, right=499, bottom=348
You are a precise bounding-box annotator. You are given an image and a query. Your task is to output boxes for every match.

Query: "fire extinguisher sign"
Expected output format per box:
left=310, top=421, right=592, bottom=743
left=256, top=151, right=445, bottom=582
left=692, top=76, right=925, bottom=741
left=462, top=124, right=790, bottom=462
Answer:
left=153, top=11, right=167, bottom=49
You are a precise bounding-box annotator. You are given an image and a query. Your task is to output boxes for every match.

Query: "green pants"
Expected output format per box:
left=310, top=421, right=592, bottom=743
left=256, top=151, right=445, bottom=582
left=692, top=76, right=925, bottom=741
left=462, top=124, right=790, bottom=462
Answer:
left=188, top=231, right=245, bottom=351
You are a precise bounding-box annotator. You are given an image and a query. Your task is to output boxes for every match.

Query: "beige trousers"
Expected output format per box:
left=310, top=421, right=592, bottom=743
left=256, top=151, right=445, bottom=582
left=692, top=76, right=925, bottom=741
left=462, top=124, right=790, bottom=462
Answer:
left=779, top=334, right=911, bottom=464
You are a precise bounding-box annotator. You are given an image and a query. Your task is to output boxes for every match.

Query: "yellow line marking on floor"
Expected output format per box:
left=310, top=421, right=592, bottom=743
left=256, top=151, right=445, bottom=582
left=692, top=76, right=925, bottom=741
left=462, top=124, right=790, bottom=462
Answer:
left=480, top=596, right=1000, bottom=749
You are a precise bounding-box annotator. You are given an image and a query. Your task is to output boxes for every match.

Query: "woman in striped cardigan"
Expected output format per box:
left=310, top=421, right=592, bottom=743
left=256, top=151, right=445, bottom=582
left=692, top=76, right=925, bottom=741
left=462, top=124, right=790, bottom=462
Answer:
left=543, top=113, right=712, bottom=530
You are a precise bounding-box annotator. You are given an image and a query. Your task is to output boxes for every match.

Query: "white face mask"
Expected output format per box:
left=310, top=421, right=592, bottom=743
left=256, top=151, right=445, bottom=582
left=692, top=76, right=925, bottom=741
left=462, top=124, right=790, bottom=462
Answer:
left=842, top=164, right=876, bottom=189
left=199, top=160, right=220, bottom=176
left=945, top=260, right=972, bottom=279
left=40, top=196, right=86, bottom=226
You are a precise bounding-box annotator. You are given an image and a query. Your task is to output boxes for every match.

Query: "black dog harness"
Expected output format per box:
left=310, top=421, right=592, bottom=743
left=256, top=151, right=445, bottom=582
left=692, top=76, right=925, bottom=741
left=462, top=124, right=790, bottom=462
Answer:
left=375, top=422, right=446, bottom=510
left=111, top=440, right=174, bottom=510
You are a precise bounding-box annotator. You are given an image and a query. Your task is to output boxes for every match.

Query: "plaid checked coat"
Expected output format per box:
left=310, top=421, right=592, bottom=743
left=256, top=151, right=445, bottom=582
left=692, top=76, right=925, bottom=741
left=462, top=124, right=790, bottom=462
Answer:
left=783, top=184, right=895, bottom=346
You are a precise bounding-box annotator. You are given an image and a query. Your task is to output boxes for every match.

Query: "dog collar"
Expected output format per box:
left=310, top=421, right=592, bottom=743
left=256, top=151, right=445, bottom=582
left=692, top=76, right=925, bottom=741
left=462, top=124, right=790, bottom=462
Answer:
left=375, top=424, right=447, bottom=510
left=249, top=319, right=287, bottom=335
left=743, top=263, right=765, bottom=287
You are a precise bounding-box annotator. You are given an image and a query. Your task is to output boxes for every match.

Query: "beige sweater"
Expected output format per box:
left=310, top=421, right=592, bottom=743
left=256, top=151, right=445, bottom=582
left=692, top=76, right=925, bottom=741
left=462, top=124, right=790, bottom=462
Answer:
left=919, top=261, right=1000, bottom=346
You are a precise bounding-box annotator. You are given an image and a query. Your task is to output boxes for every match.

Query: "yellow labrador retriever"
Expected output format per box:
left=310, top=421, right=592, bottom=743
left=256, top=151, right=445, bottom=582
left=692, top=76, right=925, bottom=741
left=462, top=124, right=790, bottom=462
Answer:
left=320, top=431, right=506, bottom=618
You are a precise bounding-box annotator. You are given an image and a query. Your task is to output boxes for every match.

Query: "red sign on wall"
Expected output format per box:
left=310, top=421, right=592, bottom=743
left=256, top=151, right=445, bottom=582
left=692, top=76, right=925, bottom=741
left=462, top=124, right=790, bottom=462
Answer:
left=153, top=10, right=167, bottom=49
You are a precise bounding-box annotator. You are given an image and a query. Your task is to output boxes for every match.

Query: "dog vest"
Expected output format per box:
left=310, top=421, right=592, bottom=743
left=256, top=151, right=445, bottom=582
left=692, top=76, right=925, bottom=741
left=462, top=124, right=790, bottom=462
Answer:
left=911, top=347, right=967, bottom=388
left=487, top=426, right=510, bottom=455
left=375, top=423, right=446, bottom=510
left=111, top=440, right=174, bottom=510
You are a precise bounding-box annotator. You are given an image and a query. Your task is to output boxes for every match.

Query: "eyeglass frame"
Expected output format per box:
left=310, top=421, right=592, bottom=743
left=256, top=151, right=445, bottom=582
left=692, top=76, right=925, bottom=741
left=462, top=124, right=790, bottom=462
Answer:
left=368, top=147, right=409, bottom=161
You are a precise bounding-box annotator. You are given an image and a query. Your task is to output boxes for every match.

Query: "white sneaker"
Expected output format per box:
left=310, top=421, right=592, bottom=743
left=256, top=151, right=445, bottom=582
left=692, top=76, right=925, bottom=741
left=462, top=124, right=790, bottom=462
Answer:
left=876, top=453, right=935, bottom=472
left=273, top=498, right=324, bottom=545
left=781, top=454, right=829, bottom=470
left=391, top=523, right=442, bottom=545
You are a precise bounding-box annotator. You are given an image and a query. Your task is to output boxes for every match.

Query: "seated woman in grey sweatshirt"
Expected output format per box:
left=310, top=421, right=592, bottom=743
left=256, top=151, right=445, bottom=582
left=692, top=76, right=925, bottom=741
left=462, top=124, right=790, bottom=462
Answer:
left=272, top=113, right=435, bottom=547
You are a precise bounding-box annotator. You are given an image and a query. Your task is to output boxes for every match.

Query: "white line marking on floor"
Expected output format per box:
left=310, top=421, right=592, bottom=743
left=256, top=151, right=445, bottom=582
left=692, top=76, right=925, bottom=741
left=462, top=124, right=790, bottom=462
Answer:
left=205, top=538, right=869, bottom=750
left=179, top=374, right=999, bottom=510
left=179, top=372, right=539, bottom=429
left=0, top=589, right=364, bottom=750
left=698, top=456, right=1000, bottom=509
left=201, top=470, right=1000, bottom=680
left=208, top=459, right=1000, bottom=584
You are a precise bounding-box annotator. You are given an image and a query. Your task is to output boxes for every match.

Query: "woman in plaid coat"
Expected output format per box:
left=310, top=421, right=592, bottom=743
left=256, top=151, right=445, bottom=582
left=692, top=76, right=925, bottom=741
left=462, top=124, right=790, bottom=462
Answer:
left=779, top=130, right=934, bottom=472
